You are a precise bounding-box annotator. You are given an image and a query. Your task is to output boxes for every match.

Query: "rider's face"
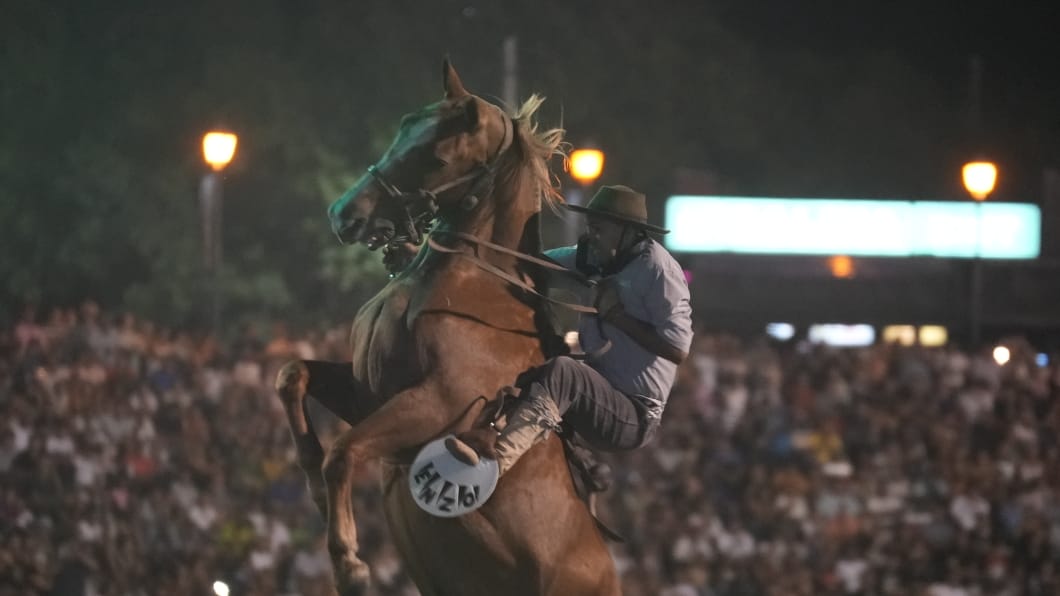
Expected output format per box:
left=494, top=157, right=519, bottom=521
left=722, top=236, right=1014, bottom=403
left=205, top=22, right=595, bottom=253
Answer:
left=584, top=217, right=628, bottom=266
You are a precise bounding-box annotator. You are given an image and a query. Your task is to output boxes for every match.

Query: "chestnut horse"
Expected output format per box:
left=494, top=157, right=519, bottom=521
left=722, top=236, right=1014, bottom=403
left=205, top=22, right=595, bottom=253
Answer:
left=275, top=62, right=619, bottom=595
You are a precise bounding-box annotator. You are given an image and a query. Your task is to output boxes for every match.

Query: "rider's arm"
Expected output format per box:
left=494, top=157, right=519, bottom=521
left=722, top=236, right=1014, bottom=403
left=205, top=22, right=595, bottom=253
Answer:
left=598, top=252, right=692, bottom=365
left=602, top=305, right=688, bottom=365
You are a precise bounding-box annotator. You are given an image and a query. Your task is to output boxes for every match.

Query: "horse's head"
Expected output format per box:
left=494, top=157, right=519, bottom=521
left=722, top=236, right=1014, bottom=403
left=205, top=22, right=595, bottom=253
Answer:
left=329, top=60, right=515, bottom=249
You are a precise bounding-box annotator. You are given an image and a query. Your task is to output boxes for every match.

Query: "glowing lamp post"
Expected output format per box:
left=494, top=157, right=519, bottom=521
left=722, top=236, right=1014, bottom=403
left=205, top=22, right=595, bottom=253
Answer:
left=962, top=159, right=996, bottom=348
left=570, top=149, right=604, bottom=186
left=203, top=132, right=238, bottom=171
left=962, top=161, right=997, bottom=201
left=564, top=148, right=605, bottom=244
left=200, top=131, right=238, bottom=336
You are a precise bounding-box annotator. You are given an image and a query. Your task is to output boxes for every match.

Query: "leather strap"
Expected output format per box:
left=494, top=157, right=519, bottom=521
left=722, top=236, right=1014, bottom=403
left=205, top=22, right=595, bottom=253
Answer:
left=428, top=235, right=597, bottom=315
left=428, top=233, right=613, bottom=359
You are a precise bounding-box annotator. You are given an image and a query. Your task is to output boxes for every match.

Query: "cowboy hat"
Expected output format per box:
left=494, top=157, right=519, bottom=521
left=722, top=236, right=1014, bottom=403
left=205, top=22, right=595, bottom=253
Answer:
left=564, top=185, right=669, bottom=234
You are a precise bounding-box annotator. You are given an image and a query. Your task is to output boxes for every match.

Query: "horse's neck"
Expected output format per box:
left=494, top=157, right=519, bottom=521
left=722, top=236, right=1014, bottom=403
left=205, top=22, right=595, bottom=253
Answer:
left=517, top=212, right=542, bottom=256
left=442, top=178, right=540, bottom=270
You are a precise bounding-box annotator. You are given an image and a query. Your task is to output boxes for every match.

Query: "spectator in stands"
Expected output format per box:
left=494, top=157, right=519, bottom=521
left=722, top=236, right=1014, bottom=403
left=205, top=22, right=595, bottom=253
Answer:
left=2, top=301, right=1058, bottom=595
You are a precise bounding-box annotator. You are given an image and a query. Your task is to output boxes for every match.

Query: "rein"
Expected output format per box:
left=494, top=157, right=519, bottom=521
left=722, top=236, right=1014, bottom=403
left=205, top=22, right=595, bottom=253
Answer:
left=428, top=231, right=613, bottom=360
left=427, top=231, right=598, bottom=314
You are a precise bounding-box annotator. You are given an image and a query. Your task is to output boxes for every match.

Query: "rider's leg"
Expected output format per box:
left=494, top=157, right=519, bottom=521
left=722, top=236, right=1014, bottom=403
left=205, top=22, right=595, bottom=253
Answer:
left=447, top=355, right=650, bottom=473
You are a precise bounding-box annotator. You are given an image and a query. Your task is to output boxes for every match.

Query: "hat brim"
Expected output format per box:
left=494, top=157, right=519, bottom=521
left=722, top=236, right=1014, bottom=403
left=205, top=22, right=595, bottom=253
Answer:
left=564, top=203, right=670, bottom=234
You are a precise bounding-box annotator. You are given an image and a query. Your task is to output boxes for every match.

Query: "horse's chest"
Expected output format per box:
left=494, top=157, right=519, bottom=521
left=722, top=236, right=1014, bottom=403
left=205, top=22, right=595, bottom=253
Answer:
left=349, top=285, right=420, bottom=390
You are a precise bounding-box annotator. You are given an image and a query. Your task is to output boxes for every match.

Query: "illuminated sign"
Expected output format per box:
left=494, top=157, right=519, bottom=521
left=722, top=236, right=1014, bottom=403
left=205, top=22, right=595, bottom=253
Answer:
left=808, top=324, right=875, bottom=347
left=664, top=196, right=1040, bottom=259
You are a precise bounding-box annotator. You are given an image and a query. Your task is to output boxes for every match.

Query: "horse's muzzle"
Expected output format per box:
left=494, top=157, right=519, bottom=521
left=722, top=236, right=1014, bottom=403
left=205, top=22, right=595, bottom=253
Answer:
left=332, top=216, right=398, bottom=250
left=333, top=217, right=366, bottom=245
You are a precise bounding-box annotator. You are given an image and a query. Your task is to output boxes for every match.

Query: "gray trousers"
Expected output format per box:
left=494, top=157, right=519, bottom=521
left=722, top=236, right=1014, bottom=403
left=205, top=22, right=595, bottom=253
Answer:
left=524, top=356, right=656, bottom=451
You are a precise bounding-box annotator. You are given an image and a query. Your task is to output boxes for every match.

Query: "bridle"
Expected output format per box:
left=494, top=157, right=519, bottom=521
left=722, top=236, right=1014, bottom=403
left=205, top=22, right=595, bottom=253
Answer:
left=362, top=107, right=514, bottom=247
left=363, top=104, right=612, bottom=358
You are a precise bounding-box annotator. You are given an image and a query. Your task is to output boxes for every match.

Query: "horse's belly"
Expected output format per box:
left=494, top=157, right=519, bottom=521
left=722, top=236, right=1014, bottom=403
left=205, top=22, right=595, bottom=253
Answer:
left=380, top=464, right=526, bottom=594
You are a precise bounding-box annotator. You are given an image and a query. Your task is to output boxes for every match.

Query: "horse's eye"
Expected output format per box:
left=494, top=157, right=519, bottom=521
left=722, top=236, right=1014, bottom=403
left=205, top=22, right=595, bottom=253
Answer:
left=433, top=157, right=449, bottom=168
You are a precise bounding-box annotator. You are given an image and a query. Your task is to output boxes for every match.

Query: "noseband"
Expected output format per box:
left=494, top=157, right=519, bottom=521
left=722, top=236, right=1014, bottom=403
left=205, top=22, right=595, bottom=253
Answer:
left=364, top=108, right=514, bottom=247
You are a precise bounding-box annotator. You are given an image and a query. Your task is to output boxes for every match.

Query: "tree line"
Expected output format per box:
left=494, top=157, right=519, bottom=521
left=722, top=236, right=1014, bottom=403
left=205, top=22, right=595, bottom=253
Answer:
left=4, top=0, right=1039, bottom=331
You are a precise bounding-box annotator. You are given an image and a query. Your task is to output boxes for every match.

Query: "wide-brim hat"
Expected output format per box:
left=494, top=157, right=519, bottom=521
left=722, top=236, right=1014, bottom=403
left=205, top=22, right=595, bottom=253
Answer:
left=564, top=185, right=670, bottom=234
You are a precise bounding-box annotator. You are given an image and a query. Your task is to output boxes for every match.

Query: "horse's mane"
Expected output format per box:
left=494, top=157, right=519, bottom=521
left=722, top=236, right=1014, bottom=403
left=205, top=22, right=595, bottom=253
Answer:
left=503, top=95, right=567, bottom=213
left=497, top=95, right=572, bottom=358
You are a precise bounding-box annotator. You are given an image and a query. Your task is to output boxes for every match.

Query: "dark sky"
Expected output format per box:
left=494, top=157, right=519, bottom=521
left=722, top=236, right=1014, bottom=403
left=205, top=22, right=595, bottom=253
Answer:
left=708, top=0, right=1060, bottom=200
left=3, top=1, right=1058, bottom=313
left=715, top=1, right=1059, bottom=128
left=5, top=2, right=1058, bottom=199
left=716, top=1, right=1059, bottom=91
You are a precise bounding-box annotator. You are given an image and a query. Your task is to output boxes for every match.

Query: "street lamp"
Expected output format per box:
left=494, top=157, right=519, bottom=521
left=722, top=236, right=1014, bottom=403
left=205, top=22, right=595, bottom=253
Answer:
left=962, top=161, right=997, bottom=201
left=570, top=149, right=604, bottom=186
left=203, top=132, right=238, bottom=171
left=962, top=159, right=996, bottom=348
left=200, top=131, right=237, bottom=336
left=564, top=148, right=605, bottom=244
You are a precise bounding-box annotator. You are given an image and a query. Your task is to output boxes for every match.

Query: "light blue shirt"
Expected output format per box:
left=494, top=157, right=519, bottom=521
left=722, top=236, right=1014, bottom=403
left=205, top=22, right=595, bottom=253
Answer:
left=546, top=239, right=693, bottom=423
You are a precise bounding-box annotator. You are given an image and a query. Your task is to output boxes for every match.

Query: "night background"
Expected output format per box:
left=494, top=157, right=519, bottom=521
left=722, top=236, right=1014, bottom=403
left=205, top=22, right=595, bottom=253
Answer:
left=4, top=2, right=1060, bottom=595
left=4, top=0, right=1058, bottom=329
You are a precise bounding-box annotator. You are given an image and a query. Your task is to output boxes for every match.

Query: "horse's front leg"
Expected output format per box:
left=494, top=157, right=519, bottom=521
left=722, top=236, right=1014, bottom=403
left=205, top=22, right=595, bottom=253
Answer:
left=322, top=380, right=448, bottom=596
left=275, top=360, right=374, bottom=516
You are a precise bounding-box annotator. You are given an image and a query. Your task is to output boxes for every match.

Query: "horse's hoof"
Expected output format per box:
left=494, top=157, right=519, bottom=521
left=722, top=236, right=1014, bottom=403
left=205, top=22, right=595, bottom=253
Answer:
left=275, top=360, right=309, bottom=398
left=445, top=436, right=481, bottom=466
left=335, top=555, right=371, bottom=596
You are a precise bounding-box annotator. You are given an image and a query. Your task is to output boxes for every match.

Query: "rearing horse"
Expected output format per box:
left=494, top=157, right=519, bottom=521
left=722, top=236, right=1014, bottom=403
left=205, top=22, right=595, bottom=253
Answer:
left=275, top=61, right=619, bottom=595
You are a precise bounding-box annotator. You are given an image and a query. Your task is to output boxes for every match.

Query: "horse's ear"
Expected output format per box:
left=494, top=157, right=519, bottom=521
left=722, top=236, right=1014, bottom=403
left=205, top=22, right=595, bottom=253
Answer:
left=442, top=57, right=469, bottom=99
left=462, top=98, right=481, bottom=131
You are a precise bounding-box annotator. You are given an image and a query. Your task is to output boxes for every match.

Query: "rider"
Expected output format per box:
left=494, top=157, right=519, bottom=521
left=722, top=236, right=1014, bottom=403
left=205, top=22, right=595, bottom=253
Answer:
left=446, top=184, right=694, bottom=473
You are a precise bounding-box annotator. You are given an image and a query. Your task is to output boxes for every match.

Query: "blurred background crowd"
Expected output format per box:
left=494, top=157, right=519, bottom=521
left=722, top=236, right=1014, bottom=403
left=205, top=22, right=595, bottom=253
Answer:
left=2, top=301, right=1058, bottom=595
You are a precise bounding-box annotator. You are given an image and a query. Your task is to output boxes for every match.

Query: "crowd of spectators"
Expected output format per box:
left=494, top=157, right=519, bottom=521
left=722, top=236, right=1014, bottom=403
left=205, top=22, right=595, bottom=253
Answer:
left=612, top=334, right=1060, bottom=596
left=2, top=301, right=1058, bottom=595
left=1, top=303, right=369, bottom=596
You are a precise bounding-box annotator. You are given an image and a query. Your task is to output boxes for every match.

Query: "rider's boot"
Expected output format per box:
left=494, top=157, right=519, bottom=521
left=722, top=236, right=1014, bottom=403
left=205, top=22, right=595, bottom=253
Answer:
left=446, top=388, right=561, bottom=475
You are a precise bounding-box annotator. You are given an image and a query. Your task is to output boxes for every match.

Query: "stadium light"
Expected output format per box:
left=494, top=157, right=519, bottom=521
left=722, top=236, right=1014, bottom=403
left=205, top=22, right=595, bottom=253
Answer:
left=992, top=346, right=1010, bottom=366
